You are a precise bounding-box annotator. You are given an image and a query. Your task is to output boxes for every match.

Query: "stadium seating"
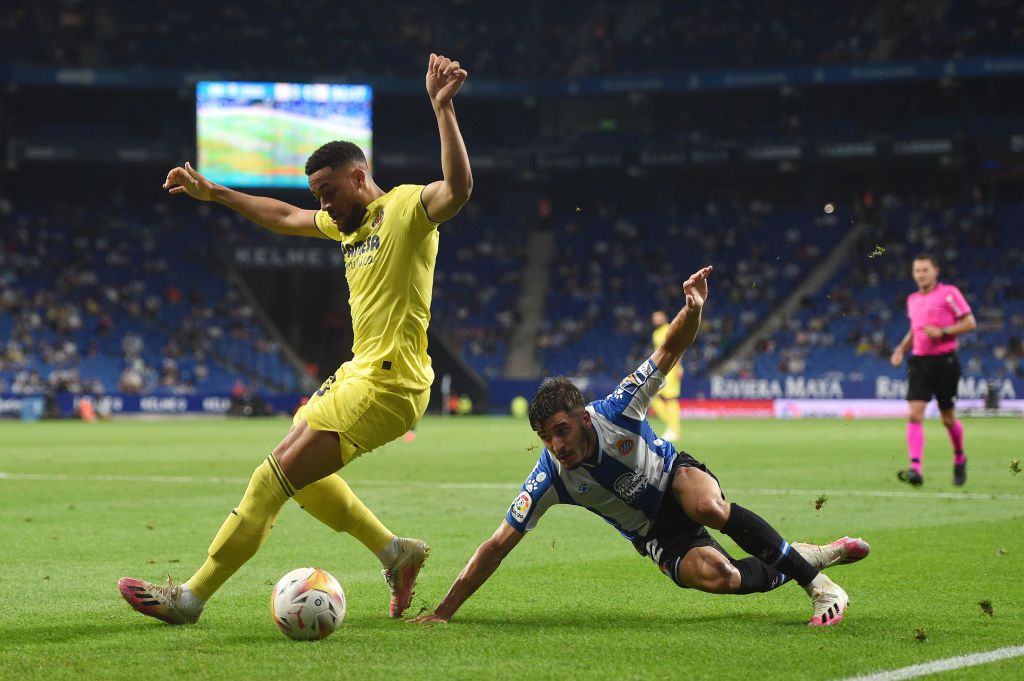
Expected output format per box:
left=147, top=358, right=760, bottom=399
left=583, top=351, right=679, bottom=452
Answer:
left=6, top=193, right=1018, bottom=397
left=5, top=0, right=1021, bottom=76
left=0, top=204, right=301, bottom=396
left=430, top=208, right=525, bottom=380
left=540, top=202, right=852, bottom=379
left=746, top=198, right=1024, bottom=381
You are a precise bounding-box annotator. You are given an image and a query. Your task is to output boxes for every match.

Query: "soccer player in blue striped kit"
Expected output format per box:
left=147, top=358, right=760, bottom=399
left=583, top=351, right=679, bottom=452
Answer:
left=414, top=266, right=870, bottom=627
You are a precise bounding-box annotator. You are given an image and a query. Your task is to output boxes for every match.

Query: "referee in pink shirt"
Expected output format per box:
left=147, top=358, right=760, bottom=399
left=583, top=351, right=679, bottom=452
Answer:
left=890, top=254, right=977, bottom=486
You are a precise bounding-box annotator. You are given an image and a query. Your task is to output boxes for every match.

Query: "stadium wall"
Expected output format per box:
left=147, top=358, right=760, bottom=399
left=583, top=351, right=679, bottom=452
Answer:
left=3, top=391, right=1021, bottom=420
left=487, top=375, right=1024, bottom=418
left=0, top=393, right=302, bottom=419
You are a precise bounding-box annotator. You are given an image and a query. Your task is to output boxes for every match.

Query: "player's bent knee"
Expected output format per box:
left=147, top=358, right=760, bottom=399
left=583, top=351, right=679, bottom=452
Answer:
left=689, top=496, right=729, bottom=528
left=679, top=552, right=739, bottom=594
left=273, top=421, right=345, bottom=491
left=709, top=561, right=741, bottom=594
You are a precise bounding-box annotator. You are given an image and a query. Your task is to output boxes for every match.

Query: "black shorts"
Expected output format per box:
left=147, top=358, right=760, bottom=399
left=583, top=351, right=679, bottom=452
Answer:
left=907, top=352, right=961, bottom=410
left=632, top=451, right=728, bottom=589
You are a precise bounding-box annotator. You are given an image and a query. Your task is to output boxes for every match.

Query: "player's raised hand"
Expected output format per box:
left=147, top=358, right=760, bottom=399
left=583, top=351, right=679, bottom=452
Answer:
left=163, top=161, right=214, bottom=201
left=683, top=265, right=713, bottom=311
left=426, top=53, right=467, bottom=107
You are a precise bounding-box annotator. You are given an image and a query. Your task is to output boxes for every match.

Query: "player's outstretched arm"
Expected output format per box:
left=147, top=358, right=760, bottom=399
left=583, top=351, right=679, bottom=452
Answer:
left=652, top=266, right=712, bottom=376
left=163, top=162, right=326, bottom=239
left=410, top=520, right=523, bottom=624
left=420, top=53, right=473, bottom=224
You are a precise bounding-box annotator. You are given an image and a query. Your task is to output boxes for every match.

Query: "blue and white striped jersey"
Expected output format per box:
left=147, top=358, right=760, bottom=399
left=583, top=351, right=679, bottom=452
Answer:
left=506, top=356, right=678, bottom=542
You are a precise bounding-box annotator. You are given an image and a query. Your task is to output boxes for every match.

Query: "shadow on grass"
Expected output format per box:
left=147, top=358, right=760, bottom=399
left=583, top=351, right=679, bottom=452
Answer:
left=436, top=610, right=802, bottom=628
left=6, top=617, right=168, bottom=645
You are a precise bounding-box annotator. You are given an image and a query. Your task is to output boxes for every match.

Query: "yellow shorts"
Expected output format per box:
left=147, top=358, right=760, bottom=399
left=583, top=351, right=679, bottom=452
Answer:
left=658, top=366, right=682, bottom=400
left=293, top=364, right=430, bottom=466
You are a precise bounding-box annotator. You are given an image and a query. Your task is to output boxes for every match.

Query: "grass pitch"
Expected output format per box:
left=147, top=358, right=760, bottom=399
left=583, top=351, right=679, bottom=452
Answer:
left=1, top=417, right=1022, bottom=680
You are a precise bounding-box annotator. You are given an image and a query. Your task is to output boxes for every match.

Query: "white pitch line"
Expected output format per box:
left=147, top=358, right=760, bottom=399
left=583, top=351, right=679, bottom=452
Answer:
left=0, top=471, right=1022, bottom=500
left=736, top=487, right=1024, bottom=501
left=0, top=471, right=514, bottom=491
left=836, top=644, right=1024, bottom=681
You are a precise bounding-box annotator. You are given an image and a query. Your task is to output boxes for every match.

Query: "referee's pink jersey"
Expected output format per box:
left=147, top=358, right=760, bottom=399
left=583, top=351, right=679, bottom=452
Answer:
left=907, top=282, right=971, bottom=356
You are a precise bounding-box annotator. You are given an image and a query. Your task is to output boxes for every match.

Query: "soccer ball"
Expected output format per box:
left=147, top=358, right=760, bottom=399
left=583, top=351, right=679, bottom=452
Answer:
left=271, top=567, right=346, bottom=640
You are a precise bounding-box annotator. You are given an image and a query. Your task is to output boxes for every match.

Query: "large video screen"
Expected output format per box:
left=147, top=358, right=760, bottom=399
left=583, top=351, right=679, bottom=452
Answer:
left=196, top=81, right=372, bottom=188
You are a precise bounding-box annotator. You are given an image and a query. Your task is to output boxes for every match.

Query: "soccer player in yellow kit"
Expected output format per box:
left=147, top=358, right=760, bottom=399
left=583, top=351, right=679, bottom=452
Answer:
left=118, top=54, right=472, bottom=624
left=650, top=310, right=682, bottom=441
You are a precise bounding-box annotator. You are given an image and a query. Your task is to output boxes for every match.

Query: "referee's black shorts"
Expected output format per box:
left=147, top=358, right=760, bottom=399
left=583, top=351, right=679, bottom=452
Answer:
left=907, top=352, right=961, bottom=410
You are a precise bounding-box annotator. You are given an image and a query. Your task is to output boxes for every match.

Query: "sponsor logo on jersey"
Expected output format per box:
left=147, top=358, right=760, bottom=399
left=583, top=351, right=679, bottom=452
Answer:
left=577, top=483, right=591, bottom=494
left=615, top=438, right=635, bottom=456
left=613, top=472, right=647, bottom=503
left=342, top=234, right=381, bottom=258
left=510, top=491, right=532, bottom=523
left=371, top=207, right=384, bottom=230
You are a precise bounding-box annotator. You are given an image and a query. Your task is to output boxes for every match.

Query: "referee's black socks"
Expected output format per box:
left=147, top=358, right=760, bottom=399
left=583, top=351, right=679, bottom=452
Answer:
left=721, top=503, right=819, bottom=586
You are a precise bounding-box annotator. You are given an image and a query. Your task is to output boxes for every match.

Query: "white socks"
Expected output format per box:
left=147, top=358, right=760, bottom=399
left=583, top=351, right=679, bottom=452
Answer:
left=376, top=537, right=401, bottom=566
left=806, top=572, right=832, bottom=593
left=179, top=584, right=206, bottom=613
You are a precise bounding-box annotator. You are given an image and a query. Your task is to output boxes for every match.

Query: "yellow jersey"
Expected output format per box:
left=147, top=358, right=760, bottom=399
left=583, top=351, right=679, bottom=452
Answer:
left=652, top=323, right=683, bottom=385
left=314, top=184, right=439, bottom=391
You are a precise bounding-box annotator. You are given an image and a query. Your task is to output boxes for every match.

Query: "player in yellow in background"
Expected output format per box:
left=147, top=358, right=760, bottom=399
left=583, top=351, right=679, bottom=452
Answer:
left=650, top=310, right=682, bottom=441
left=119, top=53, right=473, bottom=624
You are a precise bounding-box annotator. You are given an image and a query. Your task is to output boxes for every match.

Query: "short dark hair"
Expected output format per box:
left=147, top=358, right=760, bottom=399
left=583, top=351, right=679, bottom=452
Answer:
left=304, top=141, right=367, bottom=176
left=913, top=252, right=939, bottom=267
left=529, top=377, right=585, bottom=430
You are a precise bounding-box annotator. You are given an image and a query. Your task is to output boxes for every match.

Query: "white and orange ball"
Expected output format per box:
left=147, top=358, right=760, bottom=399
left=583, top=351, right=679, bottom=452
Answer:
left=271, top=567, right=346, bottom=640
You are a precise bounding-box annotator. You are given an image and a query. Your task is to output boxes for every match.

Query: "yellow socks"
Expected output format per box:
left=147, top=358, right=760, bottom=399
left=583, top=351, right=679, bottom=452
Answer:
left=186, top=455, right=394, bottom=601
left=651, top=396, right=681, bottom=438
left=651, top=396, right=668, bottom=424
left=663, top=396, right=680, bottom=435
left=294, top=474, right=394, bottom=555
left=186, top=455, right=293, bottom=601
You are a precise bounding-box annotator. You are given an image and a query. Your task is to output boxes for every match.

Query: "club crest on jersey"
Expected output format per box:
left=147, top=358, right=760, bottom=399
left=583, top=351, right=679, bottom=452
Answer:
left=615, top=438, right=635, bottom=456
left=510, top=491, right=532, bottom=523
left=371, top=207, right=384, bottom=230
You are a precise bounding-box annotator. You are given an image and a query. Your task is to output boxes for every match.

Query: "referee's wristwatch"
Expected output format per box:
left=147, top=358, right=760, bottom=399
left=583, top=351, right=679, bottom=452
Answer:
left=941, top=326, right=951, bottom=336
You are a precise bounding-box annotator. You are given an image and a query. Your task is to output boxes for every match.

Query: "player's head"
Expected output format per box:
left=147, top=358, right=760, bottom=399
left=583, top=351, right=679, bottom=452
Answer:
left=529, top=377, right=594, bottom=469
left=912, top=253, right=939, bottom=290
left=306, top=141, right=372, bottom=234
left=651, top=310, right=668, bottom=326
